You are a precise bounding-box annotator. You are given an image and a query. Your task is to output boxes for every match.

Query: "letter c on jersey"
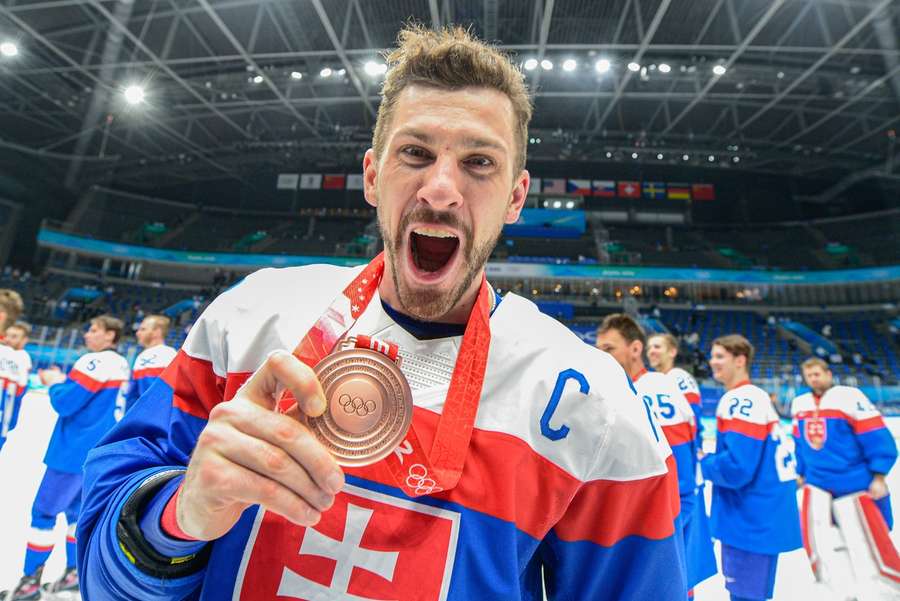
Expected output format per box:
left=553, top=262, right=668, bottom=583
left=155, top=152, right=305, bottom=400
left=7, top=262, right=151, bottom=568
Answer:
left=540, top=369, right=589, bottom=441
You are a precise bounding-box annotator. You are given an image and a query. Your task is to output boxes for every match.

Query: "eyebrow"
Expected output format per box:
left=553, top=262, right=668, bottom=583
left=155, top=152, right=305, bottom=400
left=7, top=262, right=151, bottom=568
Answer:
left=394, top=127, right=507, bottom=153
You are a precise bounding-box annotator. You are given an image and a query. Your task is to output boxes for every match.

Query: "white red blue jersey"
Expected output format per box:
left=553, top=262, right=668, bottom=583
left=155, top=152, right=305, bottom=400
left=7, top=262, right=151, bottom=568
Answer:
left=791, top=386, right=897, bottom=497
left=78, top=264, right=686, bottom=601
left=124, top=344, right=176, bottom=413
left=0, top=344, right=28, bottom=444
left=634, top=370, right=697, bottom=507
left=700, top=382, right=802, bottom=555
left=44, top=349, right=129, bottom=473
left=668, top=367, right=703, bottom=443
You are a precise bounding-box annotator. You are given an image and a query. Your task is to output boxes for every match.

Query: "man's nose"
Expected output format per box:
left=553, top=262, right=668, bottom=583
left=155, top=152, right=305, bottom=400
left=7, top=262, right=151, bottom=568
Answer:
left=417, top=155, right=463, bottom=210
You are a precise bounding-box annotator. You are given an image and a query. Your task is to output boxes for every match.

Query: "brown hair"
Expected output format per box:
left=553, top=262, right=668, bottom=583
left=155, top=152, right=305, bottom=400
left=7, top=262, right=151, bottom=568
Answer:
left=7, top=320, right=31, bottom=337
left=0, top=289, right=24, bottom=330
left=91, top=314, right=125, bottom=344
left=145, top=314, right=171, bottom=337
left=372, top=24, right=533, bottom=172
left=597, top=313, right=647, bottom=346
left=801, top=357, right=830, bottom=372
left=712, top=334, right=754, bottom=367
left=649, top=332, right=679, bottom=351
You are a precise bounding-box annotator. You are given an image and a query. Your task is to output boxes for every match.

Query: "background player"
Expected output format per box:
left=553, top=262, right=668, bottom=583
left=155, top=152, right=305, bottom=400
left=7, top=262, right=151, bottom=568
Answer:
left=596, top=313, right=716, bottom=595
left=2, top=315, right=128, bottom=600
left=647, top=333, right=703, bottom=444
left=123, top=314, right=176, bottom=415
left=0, top=292, right=26, bottom=455
left=700, top=334, right=801, bottom=601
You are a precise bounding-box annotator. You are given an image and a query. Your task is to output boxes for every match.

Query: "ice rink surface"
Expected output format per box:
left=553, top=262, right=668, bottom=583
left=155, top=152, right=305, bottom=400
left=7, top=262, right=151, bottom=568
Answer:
left=1, top=390, right=898, bottom=599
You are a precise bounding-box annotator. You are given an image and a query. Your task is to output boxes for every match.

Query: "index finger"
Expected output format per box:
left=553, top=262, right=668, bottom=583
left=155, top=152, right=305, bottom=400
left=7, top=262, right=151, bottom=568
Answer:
left=241, top=350, right=327, bottom=417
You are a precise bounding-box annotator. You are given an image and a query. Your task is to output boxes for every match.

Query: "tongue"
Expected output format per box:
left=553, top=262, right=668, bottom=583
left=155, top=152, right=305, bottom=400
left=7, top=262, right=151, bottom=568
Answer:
left=412, top=232, right=459, bottom=272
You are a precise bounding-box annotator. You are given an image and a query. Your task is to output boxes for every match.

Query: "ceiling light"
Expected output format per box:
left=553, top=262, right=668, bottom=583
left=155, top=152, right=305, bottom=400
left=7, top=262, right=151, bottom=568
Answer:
left=123, top=85, right=145, bottom=105
left=712, top=65, right=727, bottom=76
left=658, top=63, right=671, bottom=74
left=777, top=71, right=785, bottom=79
left=732, top=156, right=740, bottom=163
left=682, top=154, right=690, bottom=161
left=540, top=59, right=553, bottom=70
left=595, top=59, right=611, bottom=74
left=524, top=58, right=538, bottom=71
left=320, top=67, right=333, bottom=78
left=605, top=151, right=613, bottom=158
left=252, top=75, right=264, bottom=84
left=562, top=59, right=577, bottom=72
left=850, top=66, right=860, bottom=74
left=566, top=201, right=575, bottom=209
left=552, top=200, right=562, bottom=208
left=364, top=61, right=382, bottom=76
left=290, top=71, right=302, bottom=80
left=337, top=68, right=346, bottom=75
left=631, top=152, right=639, bottom=159
left=627, top=62, right=640, bottom=72
left=708, top=155, right=716, bottom=162
left=0, top=41, right=18, bottom=57
left=656, top=153, right=664, bottom=160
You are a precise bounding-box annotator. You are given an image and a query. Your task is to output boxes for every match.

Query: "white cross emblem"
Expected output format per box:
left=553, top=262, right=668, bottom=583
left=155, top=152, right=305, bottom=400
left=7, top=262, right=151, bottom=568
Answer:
left=276, top=504, right=399, bottom=600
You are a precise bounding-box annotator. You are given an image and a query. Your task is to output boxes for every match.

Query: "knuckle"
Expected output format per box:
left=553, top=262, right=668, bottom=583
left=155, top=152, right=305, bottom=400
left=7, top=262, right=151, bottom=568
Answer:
left=209, top=401, right=238, bottom=422
left=272, top=421, right=297, bottom=446
left=263, top=446, right=290, bottom=474
left=258, top=478, right=281, bottom=504
left=197, top=425, right=222, bottom=448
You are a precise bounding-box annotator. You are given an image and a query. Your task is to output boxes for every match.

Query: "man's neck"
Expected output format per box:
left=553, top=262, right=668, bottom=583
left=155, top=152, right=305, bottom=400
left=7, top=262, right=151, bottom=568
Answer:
left=629, top=363, right=648, bottom=382
left=725, top=372, right=750, bottom=390
left=378, top=267, right=485, bottom=325
left=659, top=362, right=674, bottom=374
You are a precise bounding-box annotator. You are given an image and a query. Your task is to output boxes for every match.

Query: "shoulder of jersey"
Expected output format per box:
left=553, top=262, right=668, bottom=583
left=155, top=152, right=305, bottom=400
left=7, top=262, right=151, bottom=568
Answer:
left=73, top=350, right=130, bottom=379
left=489, top=294, right=671, bottom=481
left=724, top=383, right=773, bottom=423
left=824, top=385, right=869, bottom=409
left=218, top=264, right=364, bottom=312
left=790, top=391, right=814, bottom=414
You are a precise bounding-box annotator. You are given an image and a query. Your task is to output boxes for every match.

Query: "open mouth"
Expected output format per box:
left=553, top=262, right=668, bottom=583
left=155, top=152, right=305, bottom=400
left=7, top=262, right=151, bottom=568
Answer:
left=409, top=228, right=460, bottom=274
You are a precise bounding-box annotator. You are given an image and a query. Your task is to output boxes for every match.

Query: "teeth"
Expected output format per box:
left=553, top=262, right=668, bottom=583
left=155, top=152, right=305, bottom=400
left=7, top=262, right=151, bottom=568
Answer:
left=412, top=227, right=457, bottom=239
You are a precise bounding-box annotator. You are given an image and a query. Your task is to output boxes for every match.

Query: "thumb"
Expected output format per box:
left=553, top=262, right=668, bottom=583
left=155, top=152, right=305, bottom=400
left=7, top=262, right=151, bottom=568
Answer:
left=240, top=350, right=327, bottom=417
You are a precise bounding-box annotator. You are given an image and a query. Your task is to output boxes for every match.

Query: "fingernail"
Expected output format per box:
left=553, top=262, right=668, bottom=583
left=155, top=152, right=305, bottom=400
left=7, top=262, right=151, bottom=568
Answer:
left=326, top=471, right=344, bottom=495
left=319, top=493, right=335, bottom=510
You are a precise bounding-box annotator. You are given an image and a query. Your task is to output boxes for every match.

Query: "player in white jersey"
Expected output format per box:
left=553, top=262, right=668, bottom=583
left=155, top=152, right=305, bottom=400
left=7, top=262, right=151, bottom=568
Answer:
left=5, top=321, right=32, bottom=384
left=596, top=314, right=715, bottom=595
left=0, top=291, right=26, bottom=453
left=124, top=314, right=177, bottom=415
left=646, top=333, right=703, bottom=444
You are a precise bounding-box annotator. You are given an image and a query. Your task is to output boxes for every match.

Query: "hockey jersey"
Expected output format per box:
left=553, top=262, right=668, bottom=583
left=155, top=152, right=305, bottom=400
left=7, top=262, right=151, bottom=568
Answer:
left=44, top=349, right=130, bottom=474
left=700, top=381, right=802, bottom=555
left=634, top=370, right=697, bottom=511
left=0, top=344, right=28, bottom=446
left=124, top=344, right=177, bottom=414
left=791, top=386, right=897, bottom=497
left=78, top=264, right=687, bottom=601
left=668, top=367, right=703, bottom=442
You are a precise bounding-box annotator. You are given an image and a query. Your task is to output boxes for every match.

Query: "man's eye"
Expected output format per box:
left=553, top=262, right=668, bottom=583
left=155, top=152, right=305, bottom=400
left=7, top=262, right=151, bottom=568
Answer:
left=401, top=146, right=430, bottom=159
left=465, top=156, right=494, bottom=168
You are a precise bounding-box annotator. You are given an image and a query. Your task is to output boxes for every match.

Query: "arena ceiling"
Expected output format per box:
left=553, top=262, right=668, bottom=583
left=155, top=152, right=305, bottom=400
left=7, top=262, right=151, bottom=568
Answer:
left=0, top=0, right=898, bottom=199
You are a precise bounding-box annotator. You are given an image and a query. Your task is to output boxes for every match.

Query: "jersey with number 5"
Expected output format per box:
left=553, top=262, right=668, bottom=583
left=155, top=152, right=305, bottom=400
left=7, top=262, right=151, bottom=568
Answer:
left=700, top=382, right=802, bottom=554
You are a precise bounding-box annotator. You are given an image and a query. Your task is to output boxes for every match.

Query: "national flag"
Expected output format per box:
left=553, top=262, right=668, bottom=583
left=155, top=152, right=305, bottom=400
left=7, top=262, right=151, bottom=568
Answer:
left=322, top=174, right=346, bottom=190
left=542, top=178, right=566, bottom=194
left=299, top=173, right=323, bottom=190
left=667, top=183, right=691, bottom=200
left=527, top=177, right=541, bottom=196
left=346, top=174, right=364, bottom=190
left=592, top=180, right=616, bottom=197
left=276, top=173, right=299, bottom=190
left=692, top=183, right=715, bottom=201
left=617, top=181, right=640, bottom=198
left=566, top=179, right=591, bottom=195
left=642, top=181, right=666, bottom=200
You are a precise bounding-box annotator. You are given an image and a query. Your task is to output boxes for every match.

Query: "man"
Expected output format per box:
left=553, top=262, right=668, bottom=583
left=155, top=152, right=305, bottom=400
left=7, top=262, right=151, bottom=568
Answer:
left=124, top=314, right=177, bottom=415
left=597, top=314, right=715, bottom=595
left=5, top=321, right=33, bottom=389
left=78, top=26, right=686, bottom=600
left=2, top=315, right=129, bottom=600
left=0, top=293, right=27, bottom=454
left=791, top=358, right=898, bottom=599
left=700, top=335, right=801, bottom=601
left=646, top=333, right=703, bottom=443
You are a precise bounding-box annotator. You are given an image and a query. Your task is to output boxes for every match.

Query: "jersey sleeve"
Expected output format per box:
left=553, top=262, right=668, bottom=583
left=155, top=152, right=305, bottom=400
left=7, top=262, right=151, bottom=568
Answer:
left=700, top=389, right=770, bottom=489
left=673, top=369, right=703, bottom=443
left=539, top=373, right=687, bottom=600
left=49, top=354, right=110, bottom=417
left=847, top=389, right=898, bottom=476
left=78, top=290, right=235, bottom=600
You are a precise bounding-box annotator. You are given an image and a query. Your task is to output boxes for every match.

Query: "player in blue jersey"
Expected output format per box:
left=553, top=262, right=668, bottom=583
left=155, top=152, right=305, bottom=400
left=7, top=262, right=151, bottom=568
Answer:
left=77, top=25, right=687, bottom=601
left=2, top=315, right=129, bottom=601
left=700, top=335, right=801, bottom=601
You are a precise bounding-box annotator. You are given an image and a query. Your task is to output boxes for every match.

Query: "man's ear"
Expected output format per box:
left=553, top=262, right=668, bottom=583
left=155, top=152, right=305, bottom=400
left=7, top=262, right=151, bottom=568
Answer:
left=363, top=149, right=378, bottom=208
left=505, top=169, right=530, bottom=224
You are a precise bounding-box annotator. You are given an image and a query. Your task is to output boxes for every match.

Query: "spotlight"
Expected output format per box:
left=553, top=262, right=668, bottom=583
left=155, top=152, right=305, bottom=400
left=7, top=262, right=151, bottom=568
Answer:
left=320, top=67, right=333, bottom=77
left=524, top=58, right=538, bottom=71
left=0, top=41, right=18, bottom=57
left=627, top=62, right=640, bottom=72
left=712, top=65, right=727, bottom=76
left=290, top=71, right=302, bottom=80
left=540, top=59, right=553, bottom=70
left=658, top=63, right=671, bottom=74
left=252, top=75, right=264, bottom=84
left=337, top=68, right=346, bottom=75
left=565, top=201, right=575, bottom=209
left=777, top=71, right=785, bottom=79
left=605, top=151, right=613, bottom=158
left=732, top=156, right=740, bottom=163
left=682, top=154, right=690, bottom=161
left=363, top=61, right=386, bottom=76
left=562, top=59, right=577, bottom=72
left=655, top=153, right=663, bottom=160
left=595, top=59, right=611, bottom=74
left=631, top=152, right=639, bottom=159
left=552, top=200, right=562, bottom=208
left=123, top=85, right=145, bottom=105
left=708, top=155, right=716, bottom=162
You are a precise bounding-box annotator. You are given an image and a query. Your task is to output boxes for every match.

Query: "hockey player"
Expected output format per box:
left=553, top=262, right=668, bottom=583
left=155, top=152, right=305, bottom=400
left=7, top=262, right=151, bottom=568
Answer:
left=123, top=314, right=177, bottom=415
left=792, top=357, right=898, bottom=600
left=76, top=26, right=687, bottom=600
left=0, top=292, right=26, bottom=454
left=700, top=335, right=801, bottom=601
left=647, top=333, right=704, bottom=443
left=596, top=314, right=716, bottom=595
left=2, top=315, right=129, bottom=600
left=5, top=321, right=32, bottom=389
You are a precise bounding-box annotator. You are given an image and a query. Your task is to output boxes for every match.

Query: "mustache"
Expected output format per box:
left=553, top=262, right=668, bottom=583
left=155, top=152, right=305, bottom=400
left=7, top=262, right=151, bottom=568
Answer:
left=398, top=208, right=471, bottom=241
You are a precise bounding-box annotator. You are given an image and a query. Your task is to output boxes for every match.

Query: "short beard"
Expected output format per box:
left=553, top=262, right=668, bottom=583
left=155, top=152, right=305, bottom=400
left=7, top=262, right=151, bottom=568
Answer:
left=379, top=206, right=500, bottom=322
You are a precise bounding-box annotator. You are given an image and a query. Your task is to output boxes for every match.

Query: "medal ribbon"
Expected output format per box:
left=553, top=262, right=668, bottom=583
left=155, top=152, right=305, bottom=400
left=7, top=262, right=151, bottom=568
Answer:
left=291, top=252, right=491, bottom=497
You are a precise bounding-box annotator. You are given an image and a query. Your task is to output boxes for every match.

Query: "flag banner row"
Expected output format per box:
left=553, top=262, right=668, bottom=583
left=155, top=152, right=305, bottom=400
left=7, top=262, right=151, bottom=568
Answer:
left=278, top=172, right=714, bottom=201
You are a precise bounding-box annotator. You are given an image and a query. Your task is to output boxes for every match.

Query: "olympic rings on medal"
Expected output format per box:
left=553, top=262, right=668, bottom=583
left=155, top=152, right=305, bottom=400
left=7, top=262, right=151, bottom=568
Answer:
left=338, top=393, right=377, bottom=416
